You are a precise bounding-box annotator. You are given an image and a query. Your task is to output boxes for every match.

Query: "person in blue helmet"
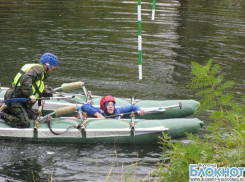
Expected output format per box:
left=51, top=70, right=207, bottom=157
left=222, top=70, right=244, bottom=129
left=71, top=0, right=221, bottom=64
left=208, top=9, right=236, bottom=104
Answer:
left=0, top=53, right=59, bottom=128
left=80, top=95, right=145, bottom=119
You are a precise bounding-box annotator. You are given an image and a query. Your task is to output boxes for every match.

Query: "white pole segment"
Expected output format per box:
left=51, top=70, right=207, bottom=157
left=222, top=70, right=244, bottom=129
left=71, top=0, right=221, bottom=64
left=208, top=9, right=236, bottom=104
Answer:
left=151, top=9, right=155, bottom=20
left=152, top=0, right=156, bottom=20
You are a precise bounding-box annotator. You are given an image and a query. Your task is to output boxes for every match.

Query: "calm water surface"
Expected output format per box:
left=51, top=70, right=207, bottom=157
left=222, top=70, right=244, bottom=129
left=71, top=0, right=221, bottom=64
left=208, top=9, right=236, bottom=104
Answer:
left=0, top=0, right=245, bottom=181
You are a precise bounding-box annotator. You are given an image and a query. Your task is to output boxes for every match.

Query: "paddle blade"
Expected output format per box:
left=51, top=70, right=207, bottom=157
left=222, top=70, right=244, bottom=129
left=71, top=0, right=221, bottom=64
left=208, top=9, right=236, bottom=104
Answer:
left=61, top=82, right=84, bottom=92
left=1, top=98, right=27, bottom=103
left=55, top=105, right=77, bottom=117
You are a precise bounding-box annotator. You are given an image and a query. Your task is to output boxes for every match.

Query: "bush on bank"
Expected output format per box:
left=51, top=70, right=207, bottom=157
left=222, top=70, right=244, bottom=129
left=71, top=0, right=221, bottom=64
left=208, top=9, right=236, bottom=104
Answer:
left=154, top=59, right=245, bottom=182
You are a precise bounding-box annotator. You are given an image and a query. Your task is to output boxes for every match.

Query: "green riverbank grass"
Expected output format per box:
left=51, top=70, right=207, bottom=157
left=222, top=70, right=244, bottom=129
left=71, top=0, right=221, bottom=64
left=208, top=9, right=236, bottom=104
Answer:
left=153, top=59, right=245, bottom=181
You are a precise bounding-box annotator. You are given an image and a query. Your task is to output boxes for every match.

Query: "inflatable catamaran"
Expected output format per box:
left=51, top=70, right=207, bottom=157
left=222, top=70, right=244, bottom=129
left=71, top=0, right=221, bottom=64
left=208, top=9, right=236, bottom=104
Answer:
left=0, top=82, right=203, bottom=143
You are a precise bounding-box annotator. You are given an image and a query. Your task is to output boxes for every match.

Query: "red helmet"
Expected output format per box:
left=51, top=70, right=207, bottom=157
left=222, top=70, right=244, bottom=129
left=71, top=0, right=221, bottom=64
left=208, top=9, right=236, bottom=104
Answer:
left=100, top=95, right=116, bottom=111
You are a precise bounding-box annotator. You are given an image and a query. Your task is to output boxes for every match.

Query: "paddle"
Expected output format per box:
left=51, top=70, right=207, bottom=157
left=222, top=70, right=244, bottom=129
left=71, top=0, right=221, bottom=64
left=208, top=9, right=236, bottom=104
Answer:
left=1, top=95, right=75, bottom=103
left=53, top=81, right=88, bottom=94
left=141, top=102, right=182, bottom=113
left=53, top=81, right=90, bottom=102
left=105, top=102, right=182, bottom=118
left=39, top=104, right=78, bottom=122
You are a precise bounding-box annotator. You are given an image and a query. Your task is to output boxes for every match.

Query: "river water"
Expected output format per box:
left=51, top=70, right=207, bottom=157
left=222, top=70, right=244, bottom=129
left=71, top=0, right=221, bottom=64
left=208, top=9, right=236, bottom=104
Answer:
left=0, top=0, right=245, bottom=181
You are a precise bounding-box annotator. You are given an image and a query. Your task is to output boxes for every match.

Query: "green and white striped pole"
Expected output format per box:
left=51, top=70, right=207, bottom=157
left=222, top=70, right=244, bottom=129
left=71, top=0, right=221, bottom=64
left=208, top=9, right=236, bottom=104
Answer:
left=152, top=0, right=156, bottom=20
left=138, top=0, right=142, bottom=80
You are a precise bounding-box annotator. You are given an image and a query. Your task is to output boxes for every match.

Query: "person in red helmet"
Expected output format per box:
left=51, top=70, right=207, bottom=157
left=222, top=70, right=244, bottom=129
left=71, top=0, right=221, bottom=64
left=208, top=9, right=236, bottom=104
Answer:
left=80, top=95, right=144, bottom=119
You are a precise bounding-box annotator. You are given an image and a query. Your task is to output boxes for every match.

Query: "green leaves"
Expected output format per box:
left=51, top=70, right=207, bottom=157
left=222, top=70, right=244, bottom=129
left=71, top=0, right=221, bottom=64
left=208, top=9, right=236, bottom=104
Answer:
left=188, top=59, right=236, bottom=114
left=154, top=59, right=245, bottom=182
left=188, top=60, right=222, bottom=91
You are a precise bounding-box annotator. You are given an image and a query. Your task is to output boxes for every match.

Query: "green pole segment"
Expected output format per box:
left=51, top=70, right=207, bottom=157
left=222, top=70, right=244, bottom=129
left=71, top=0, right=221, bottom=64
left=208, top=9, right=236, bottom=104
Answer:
left=138, top=0, right=142, bottom=79
left=152, top=0, right=156, bottom=20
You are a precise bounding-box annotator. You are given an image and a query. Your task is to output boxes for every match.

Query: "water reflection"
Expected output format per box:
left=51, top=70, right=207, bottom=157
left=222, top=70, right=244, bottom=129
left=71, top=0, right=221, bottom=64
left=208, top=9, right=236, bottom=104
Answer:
left=2, top=159, right=42, bottom=182
left=0, top=140, right=161, bottom=181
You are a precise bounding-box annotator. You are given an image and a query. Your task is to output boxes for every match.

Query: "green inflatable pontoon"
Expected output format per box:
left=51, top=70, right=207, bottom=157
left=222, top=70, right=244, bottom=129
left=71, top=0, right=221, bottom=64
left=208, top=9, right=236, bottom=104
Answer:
left=0, top=117, right=204, bottom=144
left=0, top=86, right=200, bottom=120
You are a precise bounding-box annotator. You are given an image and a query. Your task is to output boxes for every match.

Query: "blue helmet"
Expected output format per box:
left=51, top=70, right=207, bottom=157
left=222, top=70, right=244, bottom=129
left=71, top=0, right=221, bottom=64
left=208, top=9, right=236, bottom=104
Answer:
left=40, top=53, right=58, bottom=68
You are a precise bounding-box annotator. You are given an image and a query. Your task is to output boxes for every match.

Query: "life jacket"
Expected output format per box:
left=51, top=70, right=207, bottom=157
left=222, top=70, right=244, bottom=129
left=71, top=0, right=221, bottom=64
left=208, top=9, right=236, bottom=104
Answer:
left=12, top=64, right=45, bottom=98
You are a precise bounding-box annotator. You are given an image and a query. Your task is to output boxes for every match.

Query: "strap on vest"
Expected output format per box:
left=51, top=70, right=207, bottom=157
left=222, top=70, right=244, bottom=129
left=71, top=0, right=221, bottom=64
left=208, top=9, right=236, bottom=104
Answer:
left=19, top=70, right=25, bottom=75
left=11, top=70, right=26, bottom=98
left=15, top=70, right=26, bottom=88
left=32, top=81, right=42, bottom=98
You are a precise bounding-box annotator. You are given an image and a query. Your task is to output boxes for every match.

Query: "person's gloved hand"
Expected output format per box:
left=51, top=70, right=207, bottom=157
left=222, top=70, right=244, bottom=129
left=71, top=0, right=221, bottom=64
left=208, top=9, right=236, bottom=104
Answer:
left=138, top=109, right=145, bottom=116
left=47, top=87, right=55, bottom=93
left=29, top=95, right=37, bottom=103
left=41, top=89, right=53, bottom=97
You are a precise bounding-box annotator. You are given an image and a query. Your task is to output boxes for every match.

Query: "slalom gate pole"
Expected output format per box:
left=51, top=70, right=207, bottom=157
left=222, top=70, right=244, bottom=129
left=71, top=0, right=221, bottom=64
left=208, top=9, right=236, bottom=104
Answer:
left=152, top=0, right=156, bottom=20
left=138, top=0, right=142, bottom=80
